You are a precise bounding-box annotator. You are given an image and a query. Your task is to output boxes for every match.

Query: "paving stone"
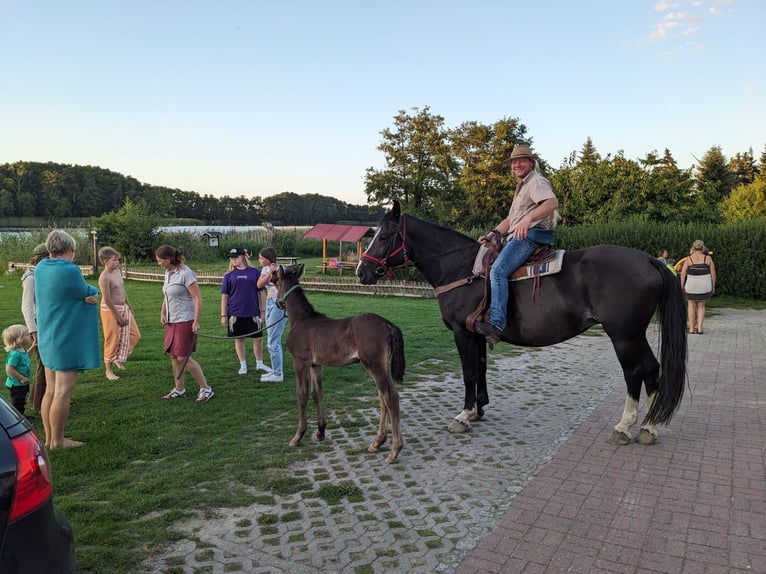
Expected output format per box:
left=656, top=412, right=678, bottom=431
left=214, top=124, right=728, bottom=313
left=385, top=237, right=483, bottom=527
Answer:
left=143, top=309, right=765, bottom=574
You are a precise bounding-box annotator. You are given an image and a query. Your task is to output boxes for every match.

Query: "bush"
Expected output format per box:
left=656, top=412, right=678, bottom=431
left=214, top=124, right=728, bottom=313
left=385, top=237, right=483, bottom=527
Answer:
left=555, top=218, right=766, bottom=298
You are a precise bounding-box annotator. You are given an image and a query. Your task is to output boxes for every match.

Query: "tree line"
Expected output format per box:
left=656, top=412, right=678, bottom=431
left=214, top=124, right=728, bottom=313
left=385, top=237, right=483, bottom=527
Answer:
left=364, top=107, right=766, bottom=229
left=0, top=162, right=382, bottom=226
left=2, top=106, right=764, bottom=230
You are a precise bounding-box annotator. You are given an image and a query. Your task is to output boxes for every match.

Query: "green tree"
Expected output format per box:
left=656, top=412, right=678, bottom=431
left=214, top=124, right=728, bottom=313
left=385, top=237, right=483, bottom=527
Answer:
left=450, top=118, right=527, bottom=229
left=728, top=149, right=757, bottom=187
left=91, top=199, right=159, bottom=263
left=695, top=146, right=734, bottom=223
left=364, top=107, right=458, bottom=222
left=720, top=172, right=766, bottom=222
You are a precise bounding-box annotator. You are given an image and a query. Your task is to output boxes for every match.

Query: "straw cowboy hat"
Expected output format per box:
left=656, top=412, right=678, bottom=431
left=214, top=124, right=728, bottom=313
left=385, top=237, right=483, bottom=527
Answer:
left=509, top=143, right=537, bottom=161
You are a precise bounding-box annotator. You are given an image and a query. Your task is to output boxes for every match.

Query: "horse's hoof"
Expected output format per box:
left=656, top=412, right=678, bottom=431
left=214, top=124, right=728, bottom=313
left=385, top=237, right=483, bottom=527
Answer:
left=608, top=430, right=631, bottom=445
left=467, top=410, right=481, bottom=422
left=448, top=419, right=471, bottom=433
left=385, top=453, right=399, bottom=464
left=368, top=441, right=381, bottom=453
left=288, top=439, right=299, bottom=447
left=636, top=428, right=657, bottom=445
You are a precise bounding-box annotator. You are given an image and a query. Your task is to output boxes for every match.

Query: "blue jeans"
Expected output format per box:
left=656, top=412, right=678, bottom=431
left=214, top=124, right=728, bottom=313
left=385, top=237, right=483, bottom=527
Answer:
left=487, top=237, right=539, bottom=330
left=265, top=297, right=287, bottom=376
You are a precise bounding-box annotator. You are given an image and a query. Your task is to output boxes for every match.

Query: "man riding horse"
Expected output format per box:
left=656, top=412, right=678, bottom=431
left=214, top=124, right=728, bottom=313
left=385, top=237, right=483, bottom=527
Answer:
left=474, top=143, right=559, bottom=343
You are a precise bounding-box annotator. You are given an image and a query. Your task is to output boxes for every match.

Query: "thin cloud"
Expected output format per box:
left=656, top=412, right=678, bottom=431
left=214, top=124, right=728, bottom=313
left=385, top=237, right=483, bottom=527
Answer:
left=650, top=0, right=731, bottom=46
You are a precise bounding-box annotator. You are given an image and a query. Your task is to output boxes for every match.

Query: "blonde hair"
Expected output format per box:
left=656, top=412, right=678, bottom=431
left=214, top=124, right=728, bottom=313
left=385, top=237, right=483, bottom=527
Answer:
left=98, top=246, right=121, bottom=263
left=692, top=240, right=706, bottom=252
left=227, top=252, right=252, bottom=272
left=3, top=324, right=29, bottom=352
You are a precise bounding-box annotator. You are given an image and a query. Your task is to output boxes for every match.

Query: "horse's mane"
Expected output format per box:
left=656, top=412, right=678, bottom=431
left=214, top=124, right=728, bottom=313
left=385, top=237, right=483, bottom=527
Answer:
left=402, top=214, right=476, bottom=246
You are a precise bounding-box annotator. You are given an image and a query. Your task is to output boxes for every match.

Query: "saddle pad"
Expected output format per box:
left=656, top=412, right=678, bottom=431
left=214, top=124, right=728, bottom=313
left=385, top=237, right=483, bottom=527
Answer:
left=510, top=249, right=565, bottom=281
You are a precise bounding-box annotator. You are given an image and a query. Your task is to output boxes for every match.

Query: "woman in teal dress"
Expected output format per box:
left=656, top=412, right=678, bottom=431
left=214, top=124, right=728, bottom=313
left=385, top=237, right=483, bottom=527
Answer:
left=35, top=229, right=100, bottom=448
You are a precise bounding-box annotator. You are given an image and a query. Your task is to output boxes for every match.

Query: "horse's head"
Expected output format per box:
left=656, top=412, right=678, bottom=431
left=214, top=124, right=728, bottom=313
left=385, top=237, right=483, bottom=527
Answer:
left=357, top=201, right=407, bottom=284
left=275, top=263, right=304, bottom=309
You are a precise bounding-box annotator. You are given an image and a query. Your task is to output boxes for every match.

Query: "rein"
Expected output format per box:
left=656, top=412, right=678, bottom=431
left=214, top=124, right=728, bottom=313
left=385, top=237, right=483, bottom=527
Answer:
left=362, top=214, right=481, bottom=288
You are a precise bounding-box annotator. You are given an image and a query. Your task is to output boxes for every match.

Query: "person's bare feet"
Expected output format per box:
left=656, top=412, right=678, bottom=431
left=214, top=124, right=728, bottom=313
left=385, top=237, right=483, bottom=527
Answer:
left=50, top=438, right=84, bottom=449
left=106, top=371, right=120, bottom=381
left=114, top=362, right=126, bottom=370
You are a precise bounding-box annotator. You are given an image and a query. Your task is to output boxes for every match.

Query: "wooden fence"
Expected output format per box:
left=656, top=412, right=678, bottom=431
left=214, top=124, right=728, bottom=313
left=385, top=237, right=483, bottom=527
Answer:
left=122, top=268, right=436, bottom=298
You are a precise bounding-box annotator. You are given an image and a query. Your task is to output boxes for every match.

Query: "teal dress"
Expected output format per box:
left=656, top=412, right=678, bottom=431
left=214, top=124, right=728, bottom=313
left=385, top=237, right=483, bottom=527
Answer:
left=34, top=257, right=101, bottom=371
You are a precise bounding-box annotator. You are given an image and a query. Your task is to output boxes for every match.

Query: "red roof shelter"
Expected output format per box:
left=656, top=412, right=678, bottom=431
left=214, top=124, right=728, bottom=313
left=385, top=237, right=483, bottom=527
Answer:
left=303, top=224, right=376, bottom=273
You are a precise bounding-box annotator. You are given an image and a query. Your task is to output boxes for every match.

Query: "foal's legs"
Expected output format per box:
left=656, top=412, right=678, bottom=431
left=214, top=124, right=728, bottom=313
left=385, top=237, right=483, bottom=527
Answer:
left=310, top=365, right=326, bottom=441
left=368, top=374, right=402, bottom=463
left=289, top=361, right=311, bottom=447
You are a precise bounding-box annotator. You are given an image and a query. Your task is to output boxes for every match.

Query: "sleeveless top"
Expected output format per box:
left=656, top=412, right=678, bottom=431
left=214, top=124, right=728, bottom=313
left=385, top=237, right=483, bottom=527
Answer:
left=684, top=255, right=712, bottom=301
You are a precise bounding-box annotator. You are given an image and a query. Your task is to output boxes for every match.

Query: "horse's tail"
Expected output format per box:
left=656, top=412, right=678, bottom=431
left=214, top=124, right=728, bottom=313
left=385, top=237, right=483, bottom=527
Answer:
left=645, top=257, right=688, bottom=425
left=387, top=322, right=406, bottom=383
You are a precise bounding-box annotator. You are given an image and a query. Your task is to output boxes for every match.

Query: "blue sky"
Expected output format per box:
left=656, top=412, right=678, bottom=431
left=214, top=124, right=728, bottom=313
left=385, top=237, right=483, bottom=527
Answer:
left=2, top=0, right=764, bottom=205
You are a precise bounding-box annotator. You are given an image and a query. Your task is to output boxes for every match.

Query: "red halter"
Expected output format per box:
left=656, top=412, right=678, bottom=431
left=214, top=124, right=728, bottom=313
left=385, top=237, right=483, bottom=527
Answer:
left=361, top=216, right=409, bottom=278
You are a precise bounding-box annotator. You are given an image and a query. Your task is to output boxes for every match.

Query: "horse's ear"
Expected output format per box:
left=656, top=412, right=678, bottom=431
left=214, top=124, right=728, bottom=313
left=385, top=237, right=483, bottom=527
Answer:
left=391, top=201, right=401, bottom=218
left=297, top=263, right=305, bottom=279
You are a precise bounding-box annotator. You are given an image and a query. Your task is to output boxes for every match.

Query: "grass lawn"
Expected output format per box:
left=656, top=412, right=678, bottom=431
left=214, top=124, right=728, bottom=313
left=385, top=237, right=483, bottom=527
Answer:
left=0, top=274, right=457, bottom=573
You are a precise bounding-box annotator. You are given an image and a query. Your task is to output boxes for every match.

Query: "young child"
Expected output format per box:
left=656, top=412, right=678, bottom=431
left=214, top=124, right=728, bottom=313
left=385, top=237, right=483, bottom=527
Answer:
left=98, top=247, right=141, bottom=380
left=3, top=324, right=33, bottom=416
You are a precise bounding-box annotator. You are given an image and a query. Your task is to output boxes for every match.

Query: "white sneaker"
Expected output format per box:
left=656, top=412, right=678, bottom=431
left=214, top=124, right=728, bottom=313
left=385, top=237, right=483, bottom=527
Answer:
left=196, top=387, right=214, bottom=403
left=238, top=365, right=247, bottom=375
left=256, top=363, right=272, bottom=373
left=261, top=372, right=283, bottom=383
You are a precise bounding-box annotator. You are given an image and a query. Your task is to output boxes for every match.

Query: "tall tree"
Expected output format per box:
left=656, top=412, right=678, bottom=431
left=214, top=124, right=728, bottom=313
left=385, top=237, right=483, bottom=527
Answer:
left=728, top=149, right=756, bottom=187
left=450, top=117, right=528, bottom=229
left=696, top=146, right=734, bottom=203
left=364, top=107, right=457, bottom=221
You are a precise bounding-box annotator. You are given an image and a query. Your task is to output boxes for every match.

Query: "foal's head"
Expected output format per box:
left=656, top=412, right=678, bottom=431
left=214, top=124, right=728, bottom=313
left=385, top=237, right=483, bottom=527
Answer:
left=275, top=263, right=305, bottom=309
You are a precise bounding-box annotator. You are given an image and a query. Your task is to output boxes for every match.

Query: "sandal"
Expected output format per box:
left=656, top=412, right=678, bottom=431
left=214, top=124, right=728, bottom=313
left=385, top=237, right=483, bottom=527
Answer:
left=162, top=388, right=186, bottom=400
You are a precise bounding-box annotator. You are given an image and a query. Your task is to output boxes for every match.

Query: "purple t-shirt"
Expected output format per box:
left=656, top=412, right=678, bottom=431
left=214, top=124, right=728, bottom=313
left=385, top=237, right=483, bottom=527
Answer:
left=221, top=266, right=262, bottom=317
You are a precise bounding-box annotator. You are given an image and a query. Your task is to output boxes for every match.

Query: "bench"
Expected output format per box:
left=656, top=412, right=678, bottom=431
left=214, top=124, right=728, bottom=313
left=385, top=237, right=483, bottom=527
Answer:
left=277, top=256, right=300, bottom=266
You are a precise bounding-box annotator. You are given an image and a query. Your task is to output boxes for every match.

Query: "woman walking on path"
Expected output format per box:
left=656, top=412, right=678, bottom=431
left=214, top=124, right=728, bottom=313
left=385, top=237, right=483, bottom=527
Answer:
left=680, top=239, right=716, bottom=334
left=257, top=247, right=287, bottom=383
left=35, top=230, right=100, bottom=448
left=155, top=245, right=214, bottom=403
left=220, top=247, right=270, bottom=376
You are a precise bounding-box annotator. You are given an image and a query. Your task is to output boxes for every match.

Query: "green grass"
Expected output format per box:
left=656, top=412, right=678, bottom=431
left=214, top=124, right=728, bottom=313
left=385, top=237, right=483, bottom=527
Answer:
left=0, top=275, right=454, bottom=573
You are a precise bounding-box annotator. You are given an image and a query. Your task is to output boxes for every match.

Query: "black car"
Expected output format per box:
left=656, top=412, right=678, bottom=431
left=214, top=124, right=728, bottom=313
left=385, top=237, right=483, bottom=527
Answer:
left=0, top=397, right=75, bottom=573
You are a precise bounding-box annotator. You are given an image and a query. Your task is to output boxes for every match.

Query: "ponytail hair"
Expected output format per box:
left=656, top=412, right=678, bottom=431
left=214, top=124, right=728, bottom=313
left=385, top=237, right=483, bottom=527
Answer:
left=155, top=245, right=185, bottom=265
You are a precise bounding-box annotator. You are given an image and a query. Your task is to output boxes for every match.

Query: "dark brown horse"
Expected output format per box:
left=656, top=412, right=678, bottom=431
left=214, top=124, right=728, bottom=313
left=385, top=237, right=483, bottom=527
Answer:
left=356, top=201, right=687, bottom=446
left=274, top=263, right=405, bottom=463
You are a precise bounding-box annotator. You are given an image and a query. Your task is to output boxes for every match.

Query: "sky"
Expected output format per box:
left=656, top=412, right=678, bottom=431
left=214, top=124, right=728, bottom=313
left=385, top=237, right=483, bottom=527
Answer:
left=2, top=0, right=764, bottom=206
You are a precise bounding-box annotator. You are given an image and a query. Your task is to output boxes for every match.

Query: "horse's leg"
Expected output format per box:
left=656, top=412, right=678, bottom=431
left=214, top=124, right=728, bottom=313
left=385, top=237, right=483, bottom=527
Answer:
left=448, top=330, right=487, bottom=434
left=369, top=389, right=388, bottom=452
left=383, top=383, right=402, bottom=464
left=637, top=356, right=661, bottom=445
left=311, top=365, right=326, bottom=441
left=367, top=369, right=402, bottom=463
left=608, top=337, right=658, bottom=445
left=290, top=361, right=310, bottom=447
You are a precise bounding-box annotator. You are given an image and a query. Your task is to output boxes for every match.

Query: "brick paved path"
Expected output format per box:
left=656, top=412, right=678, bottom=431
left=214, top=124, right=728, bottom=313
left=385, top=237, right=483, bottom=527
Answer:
left=146, top=309, right=765, bottom=574
left=459, top=308, right=766, bottom=574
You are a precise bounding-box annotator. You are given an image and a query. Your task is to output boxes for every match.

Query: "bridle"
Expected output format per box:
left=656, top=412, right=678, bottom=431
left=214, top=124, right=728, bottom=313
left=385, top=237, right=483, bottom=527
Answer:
left=360, top=215, right=410, bottom=278
left=277, top=283, right=302, bottom=309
